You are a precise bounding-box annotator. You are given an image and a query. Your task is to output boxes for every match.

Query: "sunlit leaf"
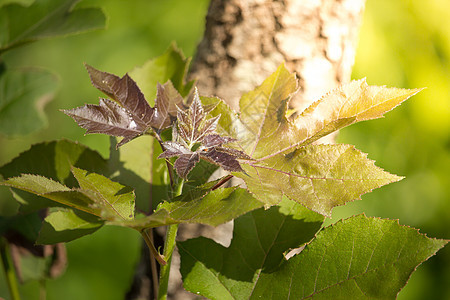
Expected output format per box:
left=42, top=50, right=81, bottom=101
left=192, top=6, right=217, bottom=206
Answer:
left=211, top=64, right=420, bottom=160
left=293, top=79, right=423, bottom=147
left=178, top=198, right=324, bottom=299
left=0, top=0, right=106, bottom=53
left=235, top=144, right=402, bottom=215
left=201, top=148, right=244, bottom=173
left=173, top=152, right=200, bottom=179
left=0, top=167, right=135, bottom=221
left=71, top=167, right=134, bottom=220
left=205, top=64, right=420, bottom=215
left=176, top=89, right=219, bottom=146
left=65, top=65, right=192, bottom=146
left=109, top=46, right=194, bottom=211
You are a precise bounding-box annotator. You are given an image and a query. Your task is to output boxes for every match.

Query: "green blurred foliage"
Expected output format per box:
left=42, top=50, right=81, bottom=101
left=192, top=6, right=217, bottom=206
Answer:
left=1, top=0, right=448, bottom=299
left=329, top=1, right=450, bottom=299
left=0, top=0, right=209, bottom=299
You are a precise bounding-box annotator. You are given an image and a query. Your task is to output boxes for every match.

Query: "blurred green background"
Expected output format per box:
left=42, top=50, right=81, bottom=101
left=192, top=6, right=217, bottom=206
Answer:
left=0, top=0, right=449, bottom=299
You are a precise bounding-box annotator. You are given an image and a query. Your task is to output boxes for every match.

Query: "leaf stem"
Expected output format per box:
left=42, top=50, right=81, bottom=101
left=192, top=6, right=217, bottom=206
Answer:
left=142, top=229, right=167, bottom=266
left=0, top=239, right=21, bottom=300
left=157, top=178, right=184, bottom=300
left=212, top=174, right=233, bottom=190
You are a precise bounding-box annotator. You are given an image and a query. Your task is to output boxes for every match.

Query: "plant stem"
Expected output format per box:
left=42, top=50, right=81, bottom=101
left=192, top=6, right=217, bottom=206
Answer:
left=0, top=239, right=21, bottom=300
left=157, top=178, right=184, bottom=300
left=212, top=174, right=233, bottom=190
left=147, top=229, right=159, bottom=298
left=142, top=230, right=167, bottom=266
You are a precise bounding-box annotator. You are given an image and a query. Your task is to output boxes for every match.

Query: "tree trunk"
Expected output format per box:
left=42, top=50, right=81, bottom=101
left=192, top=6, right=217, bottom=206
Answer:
left=169, top=0, right=366, bottom=299
left=189, top=0, right=365, bottom=114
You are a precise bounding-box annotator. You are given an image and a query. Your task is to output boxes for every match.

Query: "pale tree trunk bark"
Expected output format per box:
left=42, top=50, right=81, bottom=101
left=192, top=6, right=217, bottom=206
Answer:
left=190, top=0, right=365, bottom=114
left=140, top=0, right=366, bottom=299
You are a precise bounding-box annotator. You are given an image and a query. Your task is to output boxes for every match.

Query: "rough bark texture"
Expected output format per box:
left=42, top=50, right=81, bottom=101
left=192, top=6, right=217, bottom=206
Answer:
left=189, top=0, right=366, bottom=113
left=174, top=0, right=366, bottom=299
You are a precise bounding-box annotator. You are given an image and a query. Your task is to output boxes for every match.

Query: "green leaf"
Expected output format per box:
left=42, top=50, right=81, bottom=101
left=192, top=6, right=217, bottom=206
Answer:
left=115, top=180, right=263, bottom=231
left=109, top=136, right=154, bottom=213
left=0, top=167, right=135, bottom=221
left=179, top=214, right=447, bottom=300
left=0, top=0, right=106, bottom=53
left=129, top=43, right=194, bottom=102
left=205, top=64, right=420, bottom=215
left=0, top=212, right=42, bottom=241
left=37, top=209, right=103, bottom=244
left=237, top=63, right=298, bottom=158
left=0, top=174, right=100, bottom=214
left=235, top=144, right=402, bottom=216
left=0, top=139, right=108, bottom=183
left=294, top=79, right=423, bottom=147
left=233, top=64, right=421, bottom=160
left=0, top=68, right=58, bottom=136
left=70, top=167, right=135, bottom=220
left=0, top=139, right=109, bottom=212
left=159, top=185, right=261, bottom=226
left=250, top=215, right=448, bottom=299
left=178, top=198, right=324, bottom=300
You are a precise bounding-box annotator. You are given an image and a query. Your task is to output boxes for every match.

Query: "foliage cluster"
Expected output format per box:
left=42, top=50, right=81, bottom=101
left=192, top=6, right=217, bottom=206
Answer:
left=0, top=0, right=448, bottom=299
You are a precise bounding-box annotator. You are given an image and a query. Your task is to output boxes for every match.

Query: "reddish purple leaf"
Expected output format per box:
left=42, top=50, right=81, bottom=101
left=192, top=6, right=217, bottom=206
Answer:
left=64, top=66, right=192, bottom=147
left=214, top=147, right=252, bottom=160
left=62, top=99, right=143, bottom=146
left=156, top=88, right=251, bottom=178
left=85, top=64, right=153, bottom=128
left=202, top=134, right=235, bottom=148
left=174, top=153, right=200, bottom=179
left=200, top=149, right=243, bottom=172
left=177, top=88, right=220, bottom=145
left=151, top=81, right=186, bottom=131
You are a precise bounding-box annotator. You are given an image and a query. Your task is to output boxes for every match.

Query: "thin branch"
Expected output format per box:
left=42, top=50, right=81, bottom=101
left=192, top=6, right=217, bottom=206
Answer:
left=146, top=229, right=160, bottom=299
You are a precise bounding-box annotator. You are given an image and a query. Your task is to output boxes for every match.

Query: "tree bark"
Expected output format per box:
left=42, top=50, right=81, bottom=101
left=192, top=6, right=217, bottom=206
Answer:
left=174, top=0, right=366, bottom=298
left=189, top=0, right=365, bottom=114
